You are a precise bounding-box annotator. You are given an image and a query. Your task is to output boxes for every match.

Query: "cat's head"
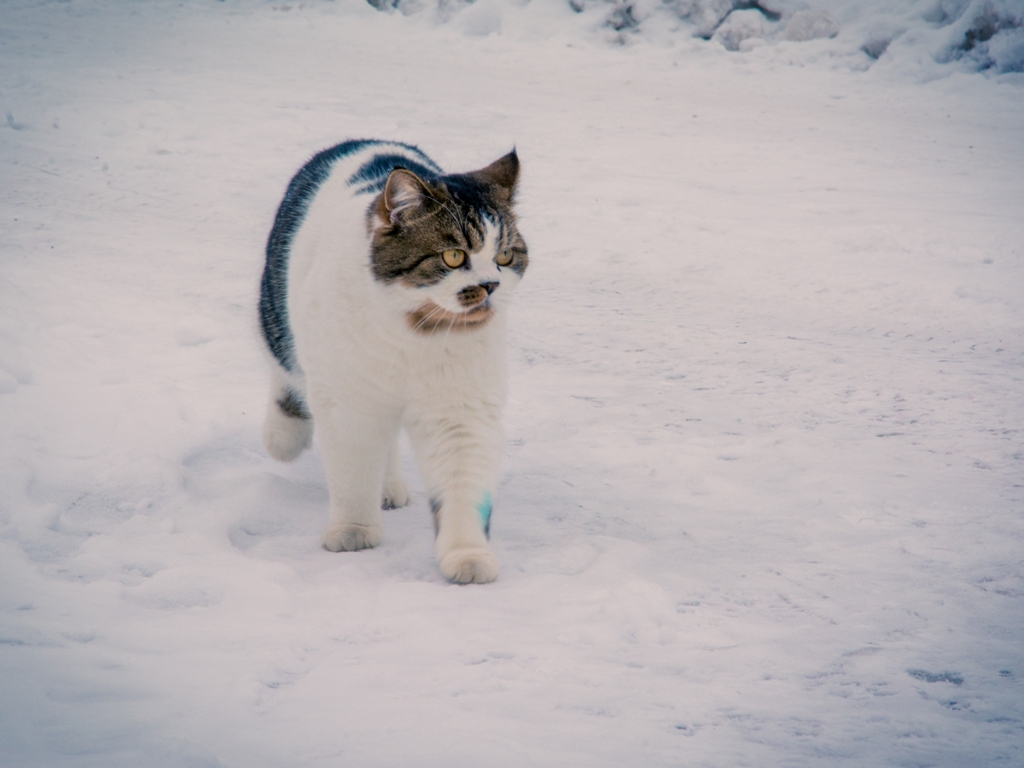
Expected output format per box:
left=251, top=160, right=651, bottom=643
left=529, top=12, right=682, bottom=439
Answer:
left=367, top=150, right=527, bottom=334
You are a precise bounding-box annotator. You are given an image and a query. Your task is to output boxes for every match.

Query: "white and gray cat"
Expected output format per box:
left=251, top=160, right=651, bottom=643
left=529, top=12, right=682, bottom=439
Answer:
left=259, top=140, right=527, bottom=584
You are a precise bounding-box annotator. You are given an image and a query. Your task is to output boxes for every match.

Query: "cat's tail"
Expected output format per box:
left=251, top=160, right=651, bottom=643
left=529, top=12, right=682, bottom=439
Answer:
left=263, top=369, right=313, bottom=462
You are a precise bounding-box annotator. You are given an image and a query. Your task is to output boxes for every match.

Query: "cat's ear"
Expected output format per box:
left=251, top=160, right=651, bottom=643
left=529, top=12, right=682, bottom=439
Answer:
left=383, top=168, right=431, bottom=225
left=472, top=149, right=519, bottom=204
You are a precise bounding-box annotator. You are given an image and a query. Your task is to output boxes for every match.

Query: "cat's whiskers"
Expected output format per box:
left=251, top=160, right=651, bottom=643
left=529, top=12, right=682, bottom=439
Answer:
left=439, top=302, right=460, bottom=349
left=437, top=300, right=470, bottom=346
left=412, top=303, right=447, bottom=334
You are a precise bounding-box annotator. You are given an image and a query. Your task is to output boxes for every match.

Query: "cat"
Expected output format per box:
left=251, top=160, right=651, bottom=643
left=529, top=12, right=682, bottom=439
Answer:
left=258, top=139, right=527, bottom=584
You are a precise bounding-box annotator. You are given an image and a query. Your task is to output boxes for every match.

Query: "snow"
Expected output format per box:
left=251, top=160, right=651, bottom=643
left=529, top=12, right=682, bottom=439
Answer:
left=2, top=0, right=1023, bottom=765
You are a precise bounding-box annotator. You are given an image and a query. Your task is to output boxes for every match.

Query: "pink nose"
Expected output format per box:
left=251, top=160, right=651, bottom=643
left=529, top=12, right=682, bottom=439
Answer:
left=480, top=281, right=498, bottom=295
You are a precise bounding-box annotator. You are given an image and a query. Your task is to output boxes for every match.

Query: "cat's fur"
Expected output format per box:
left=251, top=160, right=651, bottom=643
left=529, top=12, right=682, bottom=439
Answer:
left=259, top=139, right=527, bottom=584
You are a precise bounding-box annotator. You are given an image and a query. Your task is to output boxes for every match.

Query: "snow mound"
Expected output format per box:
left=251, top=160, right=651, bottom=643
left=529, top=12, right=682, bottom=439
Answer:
left=930, top=0, right=1024, bottom=73
left=366, top=0, right=1024, bottom=76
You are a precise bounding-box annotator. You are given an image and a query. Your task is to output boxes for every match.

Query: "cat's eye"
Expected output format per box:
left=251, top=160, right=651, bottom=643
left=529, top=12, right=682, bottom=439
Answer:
left=442, top=249, right=466, bottom=269
left=495, top=250, right=514, bottom=267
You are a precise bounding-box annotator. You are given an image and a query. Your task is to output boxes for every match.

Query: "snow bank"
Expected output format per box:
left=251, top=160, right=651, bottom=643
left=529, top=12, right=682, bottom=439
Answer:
left=368, top=0, right=1024, bottom=75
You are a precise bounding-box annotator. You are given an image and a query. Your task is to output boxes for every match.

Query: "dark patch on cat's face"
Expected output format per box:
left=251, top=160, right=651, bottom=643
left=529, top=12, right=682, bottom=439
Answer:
left=407, top=301, right=494, bottom=333
left=370, top=189, right=490, bottom=287
left=457, top=284, right=492, bottom=308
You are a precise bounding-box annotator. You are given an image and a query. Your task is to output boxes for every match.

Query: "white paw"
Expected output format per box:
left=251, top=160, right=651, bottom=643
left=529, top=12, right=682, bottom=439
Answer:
left=438, top=547, right=499, bottom=584
left=322, top=523, right=381, bottom=552
left=381, top=478, right=409, bottom=510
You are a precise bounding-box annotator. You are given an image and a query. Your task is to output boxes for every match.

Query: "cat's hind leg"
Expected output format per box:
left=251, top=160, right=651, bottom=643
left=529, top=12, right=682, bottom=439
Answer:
left=381, top=437, right=409, bottom=510
left=318, top=405, right=401, bottom=552
left=262, top=369, right=313, bottom=462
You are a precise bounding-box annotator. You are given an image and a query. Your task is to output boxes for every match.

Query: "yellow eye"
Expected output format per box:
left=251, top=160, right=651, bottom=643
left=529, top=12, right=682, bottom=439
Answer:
left=442, top=249, right=466, bottom=269
left=495, top=250, right=514, bottom=267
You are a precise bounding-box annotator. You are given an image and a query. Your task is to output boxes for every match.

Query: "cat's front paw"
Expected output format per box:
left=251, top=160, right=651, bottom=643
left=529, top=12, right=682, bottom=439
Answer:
left=439, top=547, right=499, bottom=584
left=381, top=478, right=409, bottom=510
left=322, top=523, right=381, bottom=552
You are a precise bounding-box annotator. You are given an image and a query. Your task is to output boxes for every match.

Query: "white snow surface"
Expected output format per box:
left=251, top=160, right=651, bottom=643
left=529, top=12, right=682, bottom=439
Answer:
left=2, top=1, right=1023, bottom=766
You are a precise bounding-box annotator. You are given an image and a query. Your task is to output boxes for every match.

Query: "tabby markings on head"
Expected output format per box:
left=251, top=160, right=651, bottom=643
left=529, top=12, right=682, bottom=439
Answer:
left=365, top=150, right=528, bottom=335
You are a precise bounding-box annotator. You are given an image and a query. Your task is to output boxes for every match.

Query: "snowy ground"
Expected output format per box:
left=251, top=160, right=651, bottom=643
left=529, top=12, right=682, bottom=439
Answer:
left=2, top=1, right=1023, bottom=766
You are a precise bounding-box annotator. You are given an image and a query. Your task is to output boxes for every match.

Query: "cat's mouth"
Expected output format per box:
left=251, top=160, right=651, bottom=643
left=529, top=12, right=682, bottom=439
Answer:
left=407, top=300, right=493, bottom=334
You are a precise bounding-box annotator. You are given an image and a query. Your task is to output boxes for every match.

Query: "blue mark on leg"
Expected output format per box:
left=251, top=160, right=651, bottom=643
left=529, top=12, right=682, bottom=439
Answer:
left=477, top=491, right=492, bottom=539
left=430, top=492, right=492, bottom=539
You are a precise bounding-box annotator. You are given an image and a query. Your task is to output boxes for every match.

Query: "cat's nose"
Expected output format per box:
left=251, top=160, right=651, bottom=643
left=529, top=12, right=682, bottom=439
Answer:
left=480, top=281, right=499, bottom=295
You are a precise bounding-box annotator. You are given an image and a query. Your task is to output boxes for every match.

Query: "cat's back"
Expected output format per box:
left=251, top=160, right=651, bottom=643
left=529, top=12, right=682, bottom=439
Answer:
left=273, top=139, right=442, bottom=252
left=275, top=139, right=442, bottom=298
left=268, top=140, right=440, bottom=274
left=262, top=140, right=442, bottom=370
